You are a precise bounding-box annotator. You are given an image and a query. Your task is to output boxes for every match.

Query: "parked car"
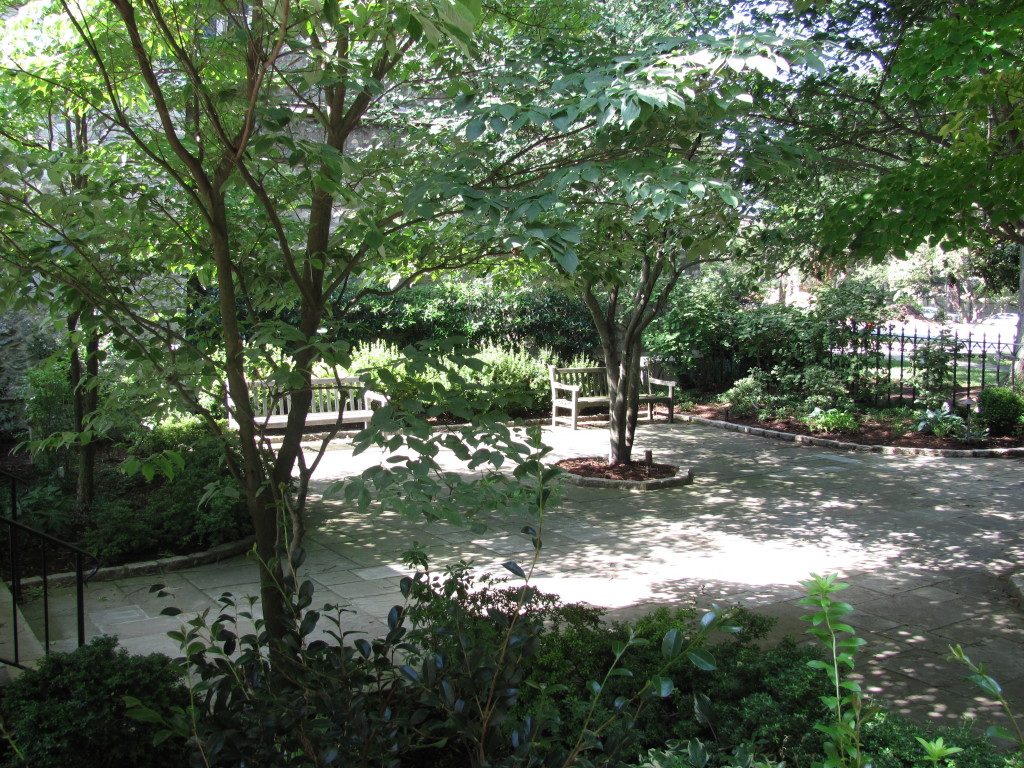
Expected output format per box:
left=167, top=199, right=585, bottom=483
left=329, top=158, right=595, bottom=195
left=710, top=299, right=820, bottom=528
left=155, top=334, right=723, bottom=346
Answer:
left=920, top=306, right=939, bottom=319
left=983, top=312, right=1020, bottom=325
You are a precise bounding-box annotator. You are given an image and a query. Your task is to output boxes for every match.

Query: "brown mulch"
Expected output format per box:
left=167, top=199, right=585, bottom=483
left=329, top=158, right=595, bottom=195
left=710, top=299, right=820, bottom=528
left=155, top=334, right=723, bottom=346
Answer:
left=555, top=456, right=678, bottom=481
left=683, top=403, right=1024, bottom=451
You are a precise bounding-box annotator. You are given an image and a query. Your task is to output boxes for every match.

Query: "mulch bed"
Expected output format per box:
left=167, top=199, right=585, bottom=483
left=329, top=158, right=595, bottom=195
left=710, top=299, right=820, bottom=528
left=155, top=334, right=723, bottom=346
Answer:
left=682, top=403, right=1024, bottom=451
left=555, top=456, right=678, bottom=481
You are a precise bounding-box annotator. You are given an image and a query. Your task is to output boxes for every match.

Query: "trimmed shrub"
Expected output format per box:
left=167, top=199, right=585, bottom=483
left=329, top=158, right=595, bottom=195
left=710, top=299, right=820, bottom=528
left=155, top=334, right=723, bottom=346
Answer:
left=977, top=386, right=1024, bottom=437
left=0, top=636, right=188, bottom=768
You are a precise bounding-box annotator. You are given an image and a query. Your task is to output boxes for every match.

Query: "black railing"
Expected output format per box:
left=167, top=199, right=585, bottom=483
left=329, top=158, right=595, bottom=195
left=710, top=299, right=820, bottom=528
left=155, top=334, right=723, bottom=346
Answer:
left=1, top=468, right=97, bottom=669
left=867, top=325, right=1020, bottom=407
left=682, top=324, right=1021, bottom=407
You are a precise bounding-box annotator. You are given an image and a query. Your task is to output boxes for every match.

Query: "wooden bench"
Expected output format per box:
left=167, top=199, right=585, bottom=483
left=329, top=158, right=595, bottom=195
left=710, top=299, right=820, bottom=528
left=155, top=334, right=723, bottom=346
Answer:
left=227, top=376, right=387, bottom=432
left=548, top=363, right=676, bottom=429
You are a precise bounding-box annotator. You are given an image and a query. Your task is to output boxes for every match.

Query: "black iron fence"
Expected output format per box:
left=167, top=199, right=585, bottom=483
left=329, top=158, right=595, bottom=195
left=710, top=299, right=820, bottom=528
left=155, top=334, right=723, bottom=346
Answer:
left=679, top=324, right=1020, bottom=407
left=858, top=324, right=1019, bottom=408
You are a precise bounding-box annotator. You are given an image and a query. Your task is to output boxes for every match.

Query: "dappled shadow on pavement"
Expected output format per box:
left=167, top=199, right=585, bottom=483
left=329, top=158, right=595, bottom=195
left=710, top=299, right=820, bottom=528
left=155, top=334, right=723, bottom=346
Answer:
left=304, top=421, right=1024, bottom=729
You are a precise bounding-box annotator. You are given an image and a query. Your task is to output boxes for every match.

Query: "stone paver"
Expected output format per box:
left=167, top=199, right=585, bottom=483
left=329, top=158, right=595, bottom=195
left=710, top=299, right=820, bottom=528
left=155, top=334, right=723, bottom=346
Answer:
left=13, top=421, right=1024, bottom=730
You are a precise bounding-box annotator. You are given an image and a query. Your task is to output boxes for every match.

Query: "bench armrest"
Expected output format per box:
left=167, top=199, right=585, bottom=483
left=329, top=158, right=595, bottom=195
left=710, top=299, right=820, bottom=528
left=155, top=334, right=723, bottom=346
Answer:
left=365, top=390, right=389, bottom=405
left=648, top=376, right=676, bottom=390
left=551, top=381, right=582, bottom=395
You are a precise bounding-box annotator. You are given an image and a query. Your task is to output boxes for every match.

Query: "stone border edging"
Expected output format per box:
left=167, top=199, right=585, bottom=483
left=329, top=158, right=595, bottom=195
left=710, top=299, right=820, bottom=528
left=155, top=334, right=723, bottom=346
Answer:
left=1008, top=573, right=1024, bottom=604
left=678, top=415, right=1024, bottom=458
left=563, top=467, right=694, bottom=490
left=20, top=536, right=257, bottom=590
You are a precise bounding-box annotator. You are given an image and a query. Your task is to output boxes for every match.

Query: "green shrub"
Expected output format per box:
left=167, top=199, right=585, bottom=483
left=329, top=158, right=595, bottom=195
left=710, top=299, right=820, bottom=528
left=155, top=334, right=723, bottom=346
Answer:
left=524, top=603, right=829, bottom=762
left=0, top=636, right=188, bottom=768
left=778, top=365, right=853, bottom=411
left=804, top=407, right=861, bottom=434
left=977, top=386, right=1024, bottom=437
left=127, top=415, right=216, bottom=457
left=349, top=340, right=559, bottom=417
left=467, top=343, right=558, bottom=414
left=15, top=482, right=78, bottom=539
left=910, top=334, right=961, bottom=409
left=720, top=370, right=770, bottom=417
left=863, top=710, right=1022, bottom=768
left=338, top=280, right=597, bottom=361
left=79, top=501, right=161, bottom=563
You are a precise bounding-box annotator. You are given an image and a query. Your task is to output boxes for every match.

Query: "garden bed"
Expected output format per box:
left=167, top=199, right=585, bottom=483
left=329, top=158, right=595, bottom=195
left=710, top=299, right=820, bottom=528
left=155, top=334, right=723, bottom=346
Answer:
left=682, top=403, right=1024, bottom=451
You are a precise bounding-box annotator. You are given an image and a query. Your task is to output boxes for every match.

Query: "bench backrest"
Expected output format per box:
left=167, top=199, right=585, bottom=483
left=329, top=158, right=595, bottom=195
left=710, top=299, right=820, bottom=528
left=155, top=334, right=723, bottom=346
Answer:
left=245, top=376, right=372, bottom=418
left=549, top=366, right=609, bottom=397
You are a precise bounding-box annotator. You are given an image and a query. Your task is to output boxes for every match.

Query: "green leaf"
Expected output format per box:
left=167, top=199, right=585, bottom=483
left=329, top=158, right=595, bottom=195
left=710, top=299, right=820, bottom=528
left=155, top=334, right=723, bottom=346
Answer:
left=687, top=649, right=716, bottom=671
left=718, top=187, right=740, bottom=207
left=661, top=628, right=684, bottom=660
left=455, top=0, right=482, bottom=22
left=502, top=560, right=527, bottom=579
left=621, top=98, right=641, bottom=128
left=651, top=675, right=674, bottom=697
left=466, top=116, right=486, bottom=141
left=323, top=0, right=339, bottom=25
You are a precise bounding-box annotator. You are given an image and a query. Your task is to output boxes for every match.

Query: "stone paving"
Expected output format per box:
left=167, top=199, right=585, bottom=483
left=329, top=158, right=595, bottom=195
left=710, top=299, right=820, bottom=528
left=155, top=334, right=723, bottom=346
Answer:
left=13, top=421, right=1024, bottom=730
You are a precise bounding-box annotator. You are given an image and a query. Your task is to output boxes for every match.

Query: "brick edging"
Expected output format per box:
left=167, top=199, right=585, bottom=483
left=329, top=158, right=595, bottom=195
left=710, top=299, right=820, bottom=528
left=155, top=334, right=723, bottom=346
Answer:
left=678, top=415, right=1024, bottom=458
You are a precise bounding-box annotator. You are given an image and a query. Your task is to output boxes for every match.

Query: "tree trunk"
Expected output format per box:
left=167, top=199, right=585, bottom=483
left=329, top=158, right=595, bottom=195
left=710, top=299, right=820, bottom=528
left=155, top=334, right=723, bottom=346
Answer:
left=1014, top=240, right=1024, bottom=381
left=607, top=350, right=642, bottom=465
left=68, top=312, right=99, bottom=512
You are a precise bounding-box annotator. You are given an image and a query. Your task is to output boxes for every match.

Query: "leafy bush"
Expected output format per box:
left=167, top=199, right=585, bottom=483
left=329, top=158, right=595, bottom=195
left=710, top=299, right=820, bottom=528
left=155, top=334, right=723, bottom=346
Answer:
left=525, top=603, right=829, bottom=763
left=863, top=710, right=1022, bottom=768
left=719, top=370, right=770, bottom=417
left=0, top=636, right=188, bottom=768
left=467, top=343, right=559, bottom=414
left=134, top=549, right=819, bottom=768
left=910, top=334, right=961, bottom=409
left=79, top=501, right=161, bottom=563
left=339, top=280, right=597, bottom=361
left=917, top=403, right=967, bottom=439
left=977, top=387, right=1024, bottom=437
left=14, top=482, right=79, bottom=539
left=804, top=407, right=861, bottom=434
left=349, top=340, right=559, bottom=417
left=646, top=274, right=898, bottom=403
left=777, top=365, right=853, bottom=411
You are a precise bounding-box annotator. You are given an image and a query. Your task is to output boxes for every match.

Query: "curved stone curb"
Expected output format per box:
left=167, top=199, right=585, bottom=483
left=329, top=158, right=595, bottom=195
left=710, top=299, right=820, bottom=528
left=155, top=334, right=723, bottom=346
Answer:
left=19, top=536, right=257, bottom=591
left=563, top=467, right=694, bottom=491
left=1008, top=573, right=1024, bottom=604
left=678, top=415, right=1024, bottom=458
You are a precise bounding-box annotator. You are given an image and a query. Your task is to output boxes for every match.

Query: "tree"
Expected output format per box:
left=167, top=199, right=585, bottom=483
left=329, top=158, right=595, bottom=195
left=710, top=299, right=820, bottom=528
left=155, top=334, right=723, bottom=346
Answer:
left=534, top=20, right=815, bottom=465
left=759, top=1, right=1024, bottom=355
left=1, top=0, right=816, bottom=635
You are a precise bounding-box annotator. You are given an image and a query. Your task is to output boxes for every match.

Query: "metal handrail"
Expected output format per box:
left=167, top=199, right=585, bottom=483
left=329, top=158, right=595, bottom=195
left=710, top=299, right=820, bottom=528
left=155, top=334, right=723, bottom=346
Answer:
left=1, top=489, right=99, bottom=668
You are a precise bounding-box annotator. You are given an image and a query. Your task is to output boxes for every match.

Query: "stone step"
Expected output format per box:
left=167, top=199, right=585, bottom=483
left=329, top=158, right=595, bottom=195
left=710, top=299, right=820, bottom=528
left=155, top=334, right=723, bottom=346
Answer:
left=0, top=579, right=45, bottom=682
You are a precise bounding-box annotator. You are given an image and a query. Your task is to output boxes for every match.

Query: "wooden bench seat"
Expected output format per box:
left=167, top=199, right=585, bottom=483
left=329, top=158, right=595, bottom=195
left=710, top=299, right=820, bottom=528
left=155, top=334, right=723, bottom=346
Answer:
left=548, top=363, right=675, bottom=429
left=227, top=376, right=387, bottom=432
